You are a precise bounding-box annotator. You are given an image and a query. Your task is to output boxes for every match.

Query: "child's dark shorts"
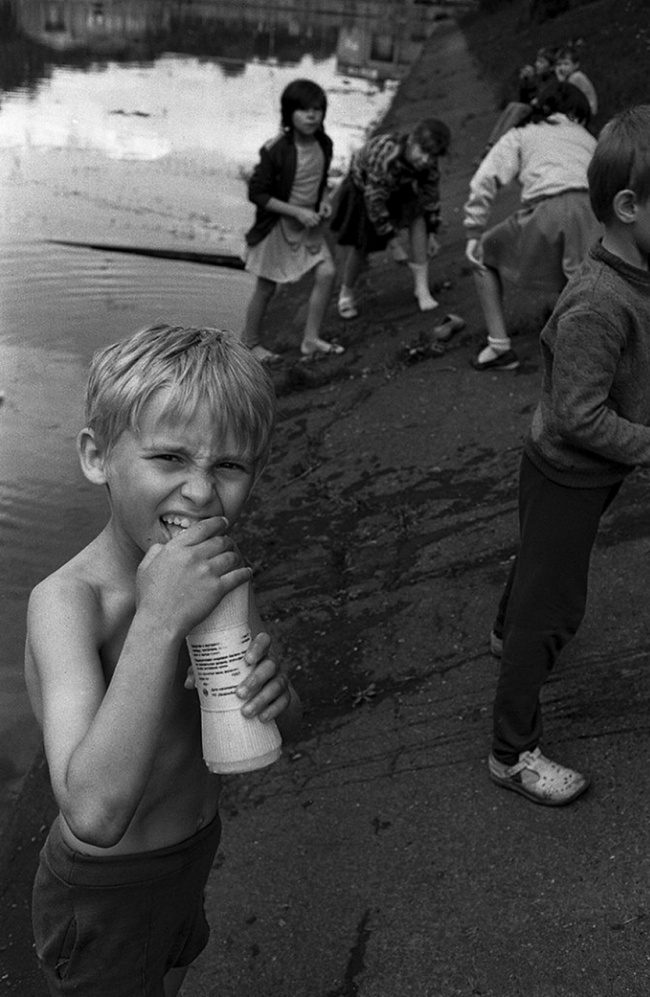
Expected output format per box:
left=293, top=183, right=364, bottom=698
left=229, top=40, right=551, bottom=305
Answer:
left=32, top=812, right=222, bottom=996
left=482, top=189, right=599, bottom=293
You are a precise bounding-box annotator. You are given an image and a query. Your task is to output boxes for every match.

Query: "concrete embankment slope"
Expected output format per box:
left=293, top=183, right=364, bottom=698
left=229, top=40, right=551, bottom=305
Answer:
left=4, top=18, right=650, bottom=997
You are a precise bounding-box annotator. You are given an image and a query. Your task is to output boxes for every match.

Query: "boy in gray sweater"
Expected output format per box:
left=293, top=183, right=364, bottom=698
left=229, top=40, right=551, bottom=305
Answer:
left=488, top=104, right=650, bottom=805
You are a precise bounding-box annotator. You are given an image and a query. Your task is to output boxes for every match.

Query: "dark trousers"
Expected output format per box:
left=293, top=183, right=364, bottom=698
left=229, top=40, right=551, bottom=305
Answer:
left=492, top=453, right=622, bottom=764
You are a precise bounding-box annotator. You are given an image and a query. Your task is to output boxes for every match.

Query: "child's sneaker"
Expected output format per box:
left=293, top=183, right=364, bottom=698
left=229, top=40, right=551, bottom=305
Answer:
left=471, top=348, right=520, bottom=371
left=488, top=747, right=590, bottom=806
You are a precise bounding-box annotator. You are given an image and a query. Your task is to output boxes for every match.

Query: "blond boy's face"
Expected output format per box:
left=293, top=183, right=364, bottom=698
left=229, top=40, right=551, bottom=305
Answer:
left=96, top=390, right=256, bottom=555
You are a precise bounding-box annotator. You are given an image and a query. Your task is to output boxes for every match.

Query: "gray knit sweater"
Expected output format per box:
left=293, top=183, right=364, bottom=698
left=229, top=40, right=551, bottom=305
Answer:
left=526, top=241, right=650, bottom=487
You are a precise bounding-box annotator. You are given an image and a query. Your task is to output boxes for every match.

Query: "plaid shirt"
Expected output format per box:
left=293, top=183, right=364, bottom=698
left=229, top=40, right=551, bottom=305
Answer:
left=350, top=132, right=442, bottom=237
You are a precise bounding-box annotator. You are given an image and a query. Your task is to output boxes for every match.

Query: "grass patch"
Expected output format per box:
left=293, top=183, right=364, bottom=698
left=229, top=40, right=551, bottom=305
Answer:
left=461, top=0, right=650, bottom=130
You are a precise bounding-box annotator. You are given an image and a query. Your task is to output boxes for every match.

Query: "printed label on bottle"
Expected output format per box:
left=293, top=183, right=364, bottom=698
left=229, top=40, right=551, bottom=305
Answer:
left=186, top=623, right=252, bottom=712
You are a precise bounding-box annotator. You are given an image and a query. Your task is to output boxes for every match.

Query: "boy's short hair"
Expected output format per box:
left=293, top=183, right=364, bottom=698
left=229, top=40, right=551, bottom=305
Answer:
left=85, top=324, right=277, bottom=466
left=411, top=118, right=451, bottom=156
left=555, top=45, right=579, bottom=63
left=588, top=105, right=650, bottom=224
left=280, top=79, right=327, bottom=130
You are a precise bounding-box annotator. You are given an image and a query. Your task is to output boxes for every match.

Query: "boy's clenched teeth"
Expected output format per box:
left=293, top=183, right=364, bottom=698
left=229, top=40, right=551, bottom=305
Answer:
left=161, top=515, right=191, bottom=537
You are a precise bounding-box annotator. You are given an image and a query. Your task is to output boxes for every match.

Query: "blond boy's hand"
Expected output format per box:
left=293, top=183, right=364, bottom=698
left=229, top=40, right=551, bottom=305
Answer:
left=236, top=632, right=292, bottom=722
left=136, top=517, right=251, bottom=635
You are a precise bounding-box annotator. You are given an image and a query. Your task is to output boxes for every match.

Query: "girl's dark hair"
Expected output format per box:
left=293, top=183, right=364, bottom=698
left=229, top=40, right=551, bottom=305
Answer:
left=411, top=118, right=451, bottom=156
left=522, top=80, right=591, bottom=128
left=280, top=79, right=327, bottom=131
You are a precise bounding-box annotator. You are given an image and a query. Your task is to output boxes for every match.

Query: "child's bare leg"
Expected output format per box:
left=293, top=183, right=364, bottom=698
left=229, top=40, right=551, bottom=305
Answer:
left=341, top=245, right=364, bottom=289
left=473, top=265, right=509, bottom=343
left=408, top=215, right=437, bottom=311
left=164, top=965, right=188, bottom=996
left=408, top=214, right=429, bottom=266
left=301, top=255, right=340, bottom=355
left=337, top=246, right=364, bottom=318
left=472, top=266, right=518, bottom=368
left=242, top=276, right=278, bottom=360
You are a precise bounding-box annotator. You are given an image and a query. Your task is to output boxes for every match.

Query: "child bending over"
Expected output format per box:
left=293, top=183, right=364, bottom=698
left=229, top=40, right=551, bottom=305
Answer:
left=26, top=323, right=301, bottom=995
left=464, top=81, right=600, bottom=371
left=488, top=105, right=650, bottom=805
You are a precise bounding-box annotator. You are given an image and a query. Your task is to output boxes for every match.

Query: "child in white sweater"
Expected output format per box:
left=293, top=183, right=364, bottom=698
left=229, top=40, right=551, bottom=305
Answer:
left=464, top=81, right=600, bottom=371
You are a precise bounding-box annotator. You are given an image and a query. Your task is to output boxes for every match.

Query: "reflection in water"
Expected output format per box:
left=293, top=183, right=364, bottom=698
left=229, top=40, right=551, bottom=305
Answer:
left=6, top=0, right=456, bottom=84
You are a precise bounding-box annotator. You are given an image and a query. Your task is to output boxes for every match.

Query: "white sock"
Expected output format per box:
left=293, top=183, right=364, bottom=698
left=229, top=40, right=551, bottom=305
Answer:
left=408, top=262, right=438, bottom=311
left=338, top=285, right=355, bottom=304
left=477, top=337, right=511, bottom=364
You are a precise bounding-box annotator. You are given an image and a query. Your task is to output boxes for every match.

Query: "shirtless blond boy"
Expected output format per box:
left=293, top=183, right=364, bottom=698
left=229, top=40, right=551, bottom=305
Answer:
left=25, top=323, right=300, bottom=996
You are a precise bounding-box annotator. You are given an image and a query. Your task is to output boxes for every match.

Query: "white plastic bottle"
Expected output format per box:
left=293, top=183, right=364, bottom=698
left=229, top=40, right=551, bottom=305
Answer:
left=185, top=580, right=282, bottom=773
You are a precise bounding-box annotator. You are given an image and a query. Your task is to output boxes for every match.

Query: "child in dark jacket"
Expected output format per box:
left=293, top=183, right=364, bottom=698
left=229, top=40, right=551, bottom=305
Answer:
left=488, top=104, right=650, bottom=806
left=242, top=78, right=343, bottom=365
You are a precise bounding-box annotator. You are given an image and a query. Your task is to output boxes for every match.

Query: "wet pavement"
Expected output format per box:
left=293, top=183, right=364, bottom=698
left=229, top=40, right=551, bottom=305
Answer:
left=3, top=19, right=650, bottom=997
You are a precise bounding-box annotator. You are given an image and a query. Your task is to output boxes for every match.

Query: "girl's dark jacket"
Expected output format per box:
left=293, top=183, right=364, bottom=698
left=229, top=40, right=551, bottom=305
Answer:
left=245, top=130, right=333, bottom=248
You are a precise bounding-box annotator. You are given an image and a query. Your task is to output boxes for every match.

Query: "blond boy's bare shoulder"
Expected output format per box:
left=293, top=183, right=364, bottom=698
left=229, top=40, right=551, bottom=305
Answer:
left=25, top=538, right=120, bottom=722
left=30, top=537, right=110, bottom=615
left=27, top=532, right=133, bottom=649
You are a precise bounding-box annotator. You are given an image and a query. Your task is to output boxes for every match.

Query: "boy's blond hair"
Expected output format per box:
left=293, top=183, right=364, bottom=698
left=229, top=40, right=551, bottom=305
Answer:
left=588, top=105, right=650, bottom=224
left=85, top=323, right=277, bottom=466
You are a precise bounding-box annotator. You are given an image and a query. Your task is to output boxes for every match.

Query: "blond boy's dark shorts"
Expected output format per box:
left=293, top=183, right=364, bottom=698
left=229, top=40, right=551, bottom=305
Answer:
left=32, top=812, right=221, bottom=996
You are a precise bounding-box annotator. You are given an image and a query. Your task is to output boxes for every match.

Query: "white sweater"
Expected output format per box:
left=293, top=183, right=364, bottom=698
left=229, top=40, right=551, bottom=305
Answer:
left=463, top=114, right=597, bottom=237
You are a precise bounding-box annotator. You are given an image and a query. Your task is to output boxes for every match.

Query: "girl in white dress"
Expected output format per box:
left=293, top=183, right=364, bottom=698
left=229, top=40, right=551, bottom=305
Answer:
left=243, top=79, right=343, bottom=364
